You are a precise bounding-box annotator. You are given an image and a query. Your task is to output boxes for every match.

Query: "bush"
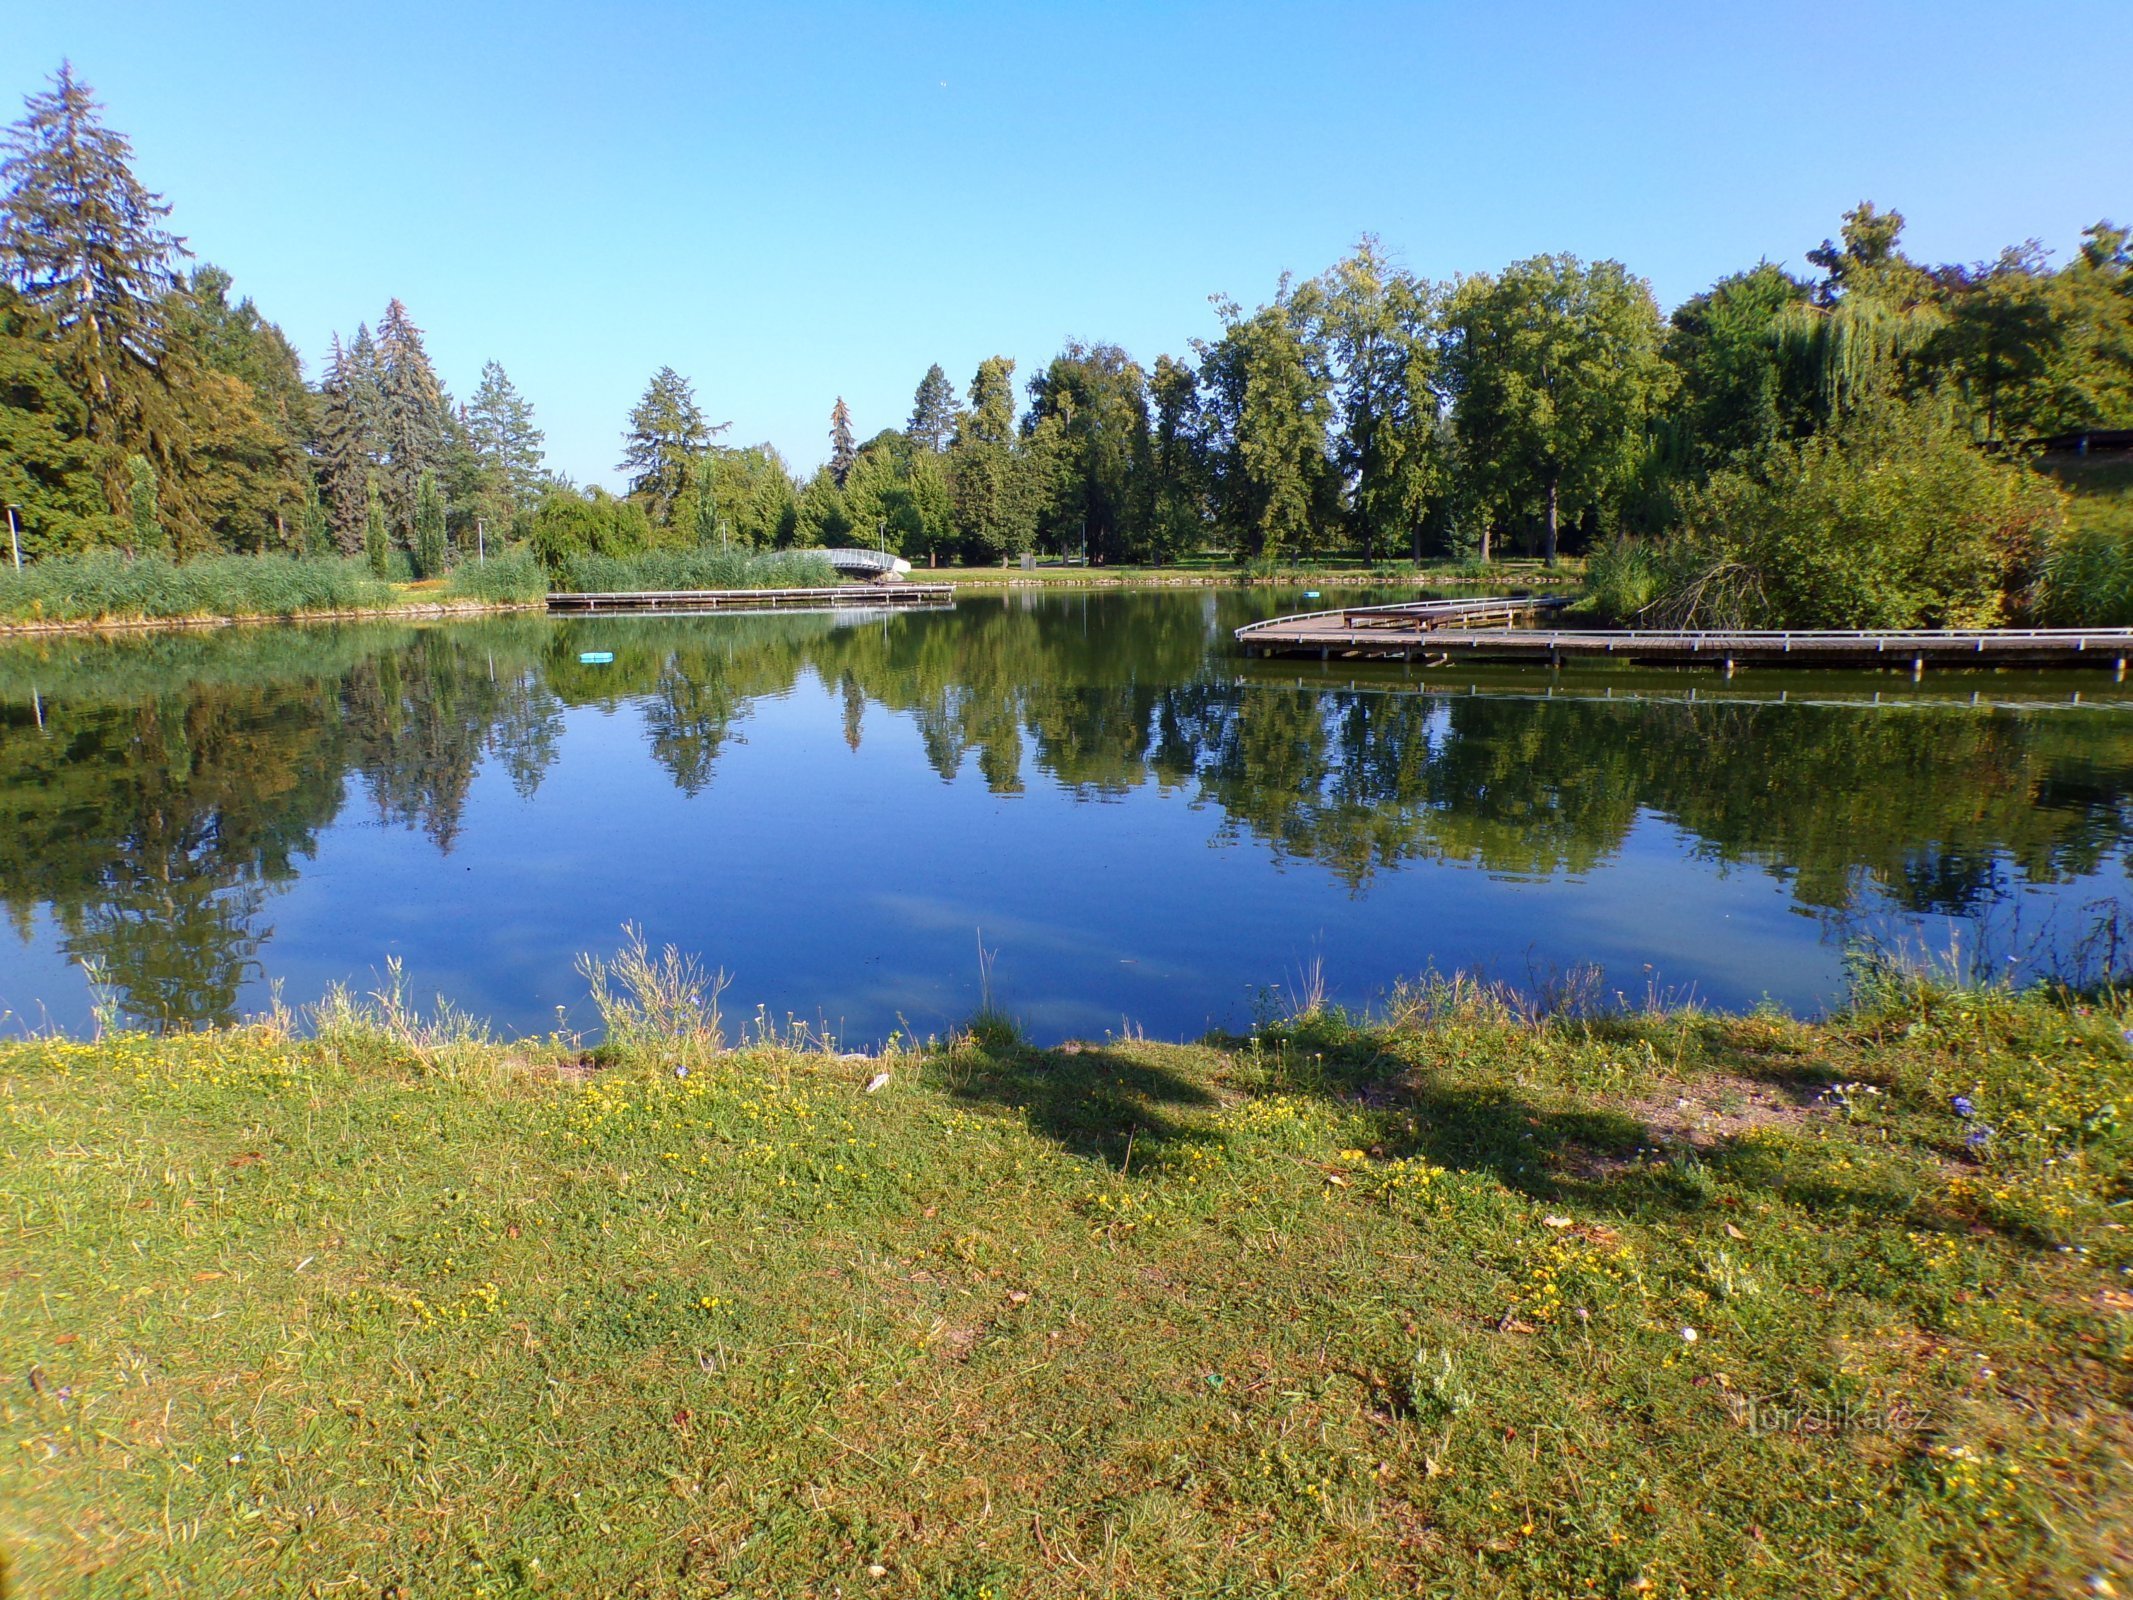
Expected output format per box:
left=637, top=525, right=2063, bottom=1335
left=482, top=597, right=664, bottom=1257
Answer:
left=1652, top=402, right=2065, bottom=629
left=0, top=552, right=395, bottom=623
left=443, top=548, right=548, bottom=604
left=555, top=547, right=839, bottom=594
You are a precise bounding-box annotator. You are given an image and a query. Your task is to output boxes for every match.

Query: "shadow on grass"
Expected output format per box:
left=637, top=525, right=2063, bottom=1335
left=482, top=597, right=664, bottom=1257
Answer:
left=942, top=1017, right=1957, bottom=1241
left=934, top=1042, right=1222, bottom=1169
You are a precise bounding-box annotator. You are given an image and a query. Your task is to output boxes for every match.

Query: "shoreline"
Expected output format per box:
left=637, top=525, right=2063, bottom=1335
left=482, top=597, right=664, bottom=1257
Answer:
left=0, top=596, right=548, bottom=639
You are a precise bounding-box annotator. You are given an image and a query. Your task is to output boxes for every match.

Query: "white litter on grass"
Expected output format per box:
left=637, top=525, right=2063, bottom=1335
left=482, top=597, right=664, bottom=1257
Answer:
left=864, top=1072, right=891, bottom=1094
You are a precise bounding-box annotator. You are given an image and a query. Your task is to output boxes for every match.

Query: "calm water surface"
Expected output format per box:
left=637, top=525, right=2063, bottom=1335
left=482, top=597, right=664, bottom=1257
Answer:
left=4, top=589, right=2132, bottom=1042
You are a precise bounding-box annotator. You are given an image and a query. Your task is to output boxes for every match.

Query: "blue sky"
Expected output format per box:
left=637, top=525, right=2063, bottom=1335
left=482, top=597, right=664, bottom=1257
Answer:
left=9, top=1, right=2128, bottom=486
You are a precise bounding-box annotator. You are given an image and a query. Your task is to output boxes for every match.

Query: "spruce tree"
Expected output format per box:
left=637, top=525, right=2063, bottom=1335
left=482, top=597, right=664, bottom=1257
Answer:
left=374, top=298, right=450, bottom=536
left=0, top=63, right=188, bottom=523
left=413, top=468, right=447, bottom=577
left=907, top=363, right=959, bottom=451
left=313, top=332, right=377, bottom=553
left=363, top=474, right=390, bottom=577
left=464, top=359, right=545, bottom=526
left=619, top=367, right=722, bottom=523
left=828, top=397, right=857, bottom=487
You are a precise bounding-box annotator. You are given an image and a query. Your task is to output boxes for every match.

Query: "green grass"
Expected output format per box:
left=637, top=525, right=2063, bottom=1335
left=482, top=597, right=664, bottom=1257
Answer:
left=3, top=966, right=2128, bottom=1596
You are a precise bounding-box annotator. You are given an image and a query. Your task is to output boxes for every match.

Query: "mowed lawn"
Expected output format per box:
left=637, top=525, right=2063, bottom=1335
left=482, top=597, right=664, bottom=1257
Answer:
left=2, top=977, right=2128, bottom=1597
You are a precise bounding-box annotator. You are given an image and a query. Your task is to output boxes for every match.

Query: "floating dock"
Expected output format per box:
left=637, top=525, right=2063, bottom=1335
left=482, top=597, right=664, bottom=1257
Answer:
left=1235, top=599, right=2133, bottom=676
left=548, top=583, right=954, bottom=614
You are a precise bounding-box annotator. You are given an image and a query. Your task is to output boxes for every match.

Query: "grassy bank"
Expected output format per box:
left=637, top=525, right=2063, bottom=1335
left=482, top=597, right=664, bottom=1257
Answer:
left=0, top=552, right=548, bottom=633
left=2, top=966, right=2128, bottom=1596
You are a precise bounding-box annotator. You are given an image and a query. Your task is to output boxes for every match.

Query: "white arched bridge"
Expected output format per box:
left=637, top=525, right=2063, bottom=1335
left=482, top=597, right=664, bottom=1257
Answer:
left=814, top=547, right=913, bottom=578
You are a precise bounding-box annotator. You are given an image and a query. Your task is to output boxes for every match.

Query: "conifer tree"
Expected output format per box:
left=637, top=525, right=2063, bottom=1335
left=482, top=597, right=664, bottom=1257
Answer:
left=374, top=299, right=450, bottom=535
left=828, top=397, right=857, bottom=487
left=313, top=332, right=377, bottom=552
left=413, top=468, right=447, bottom=577
left=907, top=364, right=959, bottom=451
left=0, top=63, right=188, bottom=523
left=463, top=359, right=545, bottom=527
left=363, top=474, right=389, bottom=577
left=619, top=367, right=721, bottom=523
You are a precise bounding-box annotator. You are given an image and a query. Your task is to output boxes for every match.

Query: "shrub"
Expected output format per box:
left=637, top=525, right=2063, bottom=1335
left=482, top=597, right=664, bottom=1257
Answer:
left=1652, top=402, right=2065, bottom=629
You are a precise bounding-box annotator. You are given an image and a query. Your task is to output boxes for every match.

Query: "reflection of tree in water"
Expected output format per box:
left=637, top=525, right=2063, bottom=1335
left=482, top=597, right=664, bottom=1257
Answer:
left=343, top=624, right=562, bottom=848
left=6, top=596, right=2133, bottom=1028
left=0, top=622, right=560, bottom=1027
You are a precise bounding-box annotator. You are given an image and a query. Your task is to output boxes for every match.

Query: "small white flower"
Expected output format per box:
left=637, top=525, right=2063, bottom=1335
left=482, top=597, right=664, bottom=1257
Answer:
left=1679, top=1326, right=1699, bottom=1343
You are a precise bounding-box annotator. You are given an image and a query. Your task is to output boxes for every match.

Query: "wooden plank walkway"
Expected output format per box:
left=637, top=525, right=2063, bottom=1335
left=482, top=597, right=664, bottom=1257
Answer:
left=1235, top=599, right=2133, bottom=676
left=548, top=583, right=954, bottom=614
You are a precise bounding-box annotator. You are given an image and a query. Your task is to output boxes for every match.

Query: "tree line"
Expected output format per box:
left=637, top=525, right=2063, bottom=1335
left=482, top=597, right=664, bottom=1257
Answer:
left=3, top=64, right=2130, bottom=623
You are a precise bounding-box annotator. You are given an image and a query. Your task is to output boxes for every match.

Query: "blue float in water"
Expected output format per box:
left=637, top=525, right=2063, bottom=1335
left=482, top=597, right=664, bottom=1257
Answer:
left=1302, top=590, right=1320, bottom=600
left=578, top=651, right=614, bottom=665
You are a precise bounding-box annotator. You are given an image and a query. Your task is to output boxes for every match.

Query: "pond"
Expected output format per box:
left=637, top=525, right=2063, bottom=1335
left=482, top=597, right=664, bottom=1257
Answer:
left=3, top=588, right=2131, bottom=1043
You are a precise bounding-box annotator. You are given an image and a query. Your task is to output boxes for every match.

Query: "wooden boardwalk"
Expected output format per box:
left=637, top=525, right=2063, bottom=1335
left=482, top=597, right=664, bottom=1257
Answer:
left=1235, top=599, right=2133, bottom=676
left=548, top=583, right=954, bottom=614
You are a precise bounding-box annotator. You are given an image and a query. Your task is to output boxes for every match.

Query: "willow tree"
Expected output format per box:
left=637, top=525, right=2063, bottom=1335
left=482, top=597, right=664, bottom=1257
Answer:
left=1771, top=202, right=1944, bottom=422
left=1445, top=254, right=1671, bottom=563
left=0, top=63, right=188, bottom=533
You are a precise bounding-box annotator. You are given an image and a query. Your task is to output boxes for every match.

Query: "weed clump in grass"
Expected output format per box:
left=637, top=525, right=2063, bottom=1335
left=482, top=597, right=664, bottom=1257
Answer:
left=576, top=922, right=730, bottom=1063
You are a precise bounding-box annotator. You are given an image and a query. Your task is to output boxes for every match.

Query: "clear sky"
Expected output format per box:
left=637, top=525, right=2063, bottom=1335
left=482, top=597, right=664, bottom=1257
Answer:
left=9, top=1, right=2128, bottom=487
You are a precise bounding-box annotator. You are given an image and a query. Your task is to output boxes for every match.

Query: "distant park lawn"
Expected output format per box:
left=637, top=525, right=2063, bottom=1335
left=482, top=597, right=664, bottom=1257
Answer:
left=2, top=960, right=2127, bottom=1596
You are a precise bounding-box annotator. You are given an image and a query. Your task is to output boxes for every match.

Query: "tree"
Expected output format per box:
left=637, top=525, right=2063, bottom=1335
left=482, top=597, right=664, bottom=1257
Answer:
left=413, top=468, right=447, bottom=578
left=828, top=397, right=857, bottom=487
left=1197, top=286, right=1334, bottom=561
left=1659, top=263, right=1812, bottom=478
left=0, top=283, right=111, bottom=555
left=374, top=299, right=451, bottom=536
left=947, top=356, right=1029, bottom=561
left=463, top=360, right=546, bottom=532
left=1317, top=238, right=1445, bottom=562
left=1143, top=353, right=1207, bottom=561
left=1445, top=254, right=1673, bottom=562
left=620, top=366, right=721, bottom=523
left=313, top=331, right=380, bottom=553
left=298, top=477, right=329, bottom=557
left=907, top=363, right=960, bottom=451
left=363, top=475, right=389, bottom=576
left=0, top=63, right=188, bottom=530
left=1024, top=341, right=1151, bottom=564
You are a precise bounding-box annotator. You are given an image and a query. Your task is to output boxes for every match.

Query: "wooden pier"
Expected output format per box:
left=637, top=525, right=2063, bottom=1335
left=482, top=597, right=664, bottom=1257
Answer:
left=548, top=583, right=954, bottom=614
left=1235, top=599, right=2133, bottom=676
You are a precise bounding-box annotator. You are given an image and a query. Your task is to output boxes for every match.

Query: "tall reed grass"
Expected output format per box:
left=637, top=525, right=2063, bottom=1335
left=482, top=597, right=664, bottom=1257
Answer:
left=555, top=548, right=840, bottom=593
left=0, top=552, right=394, bottom=623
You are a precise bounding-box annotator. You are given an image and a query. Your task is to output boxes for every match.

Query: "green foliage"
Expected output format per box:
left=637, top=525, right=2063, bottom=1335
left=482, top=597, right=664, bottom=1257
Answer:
left=2032, top=488, right=2133, bottom=625
left=0, top=551, right=390, bottom=621
left=527, top=486, right=652, bottom=572
left=462, top=359, right=547, bottom=530
left=442, top=546, right=546, bottom=604
left=1446, top=253, right=1674, bottom=562
left=1657, top=402, right=2065, bottom=628
left=619, top=366, right=723, bottom=524
left=906, top=362, right=959, bottom=452
left=362, top=475, right=389, bottom=578
left=1025, top=340, right=1154, bottom=564
left=552, top=546, right=837, bottom=593
left=412, top=468, right=447, bottom=578
left=124, top=452, right=160, bottom=553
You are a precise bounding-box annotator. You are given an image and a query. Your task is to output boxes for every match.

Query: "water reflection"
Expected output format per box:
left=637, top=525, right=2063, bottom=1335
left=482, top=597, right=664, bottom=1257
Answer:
left=1, top=592, right=2129, bottom=1033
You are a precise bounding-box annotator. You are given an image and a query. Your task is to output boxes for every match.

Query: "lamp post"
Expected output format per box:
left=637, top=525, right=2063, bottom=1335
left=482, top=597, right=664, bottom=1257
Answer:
left=5, top=505, right=20, bottom=571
